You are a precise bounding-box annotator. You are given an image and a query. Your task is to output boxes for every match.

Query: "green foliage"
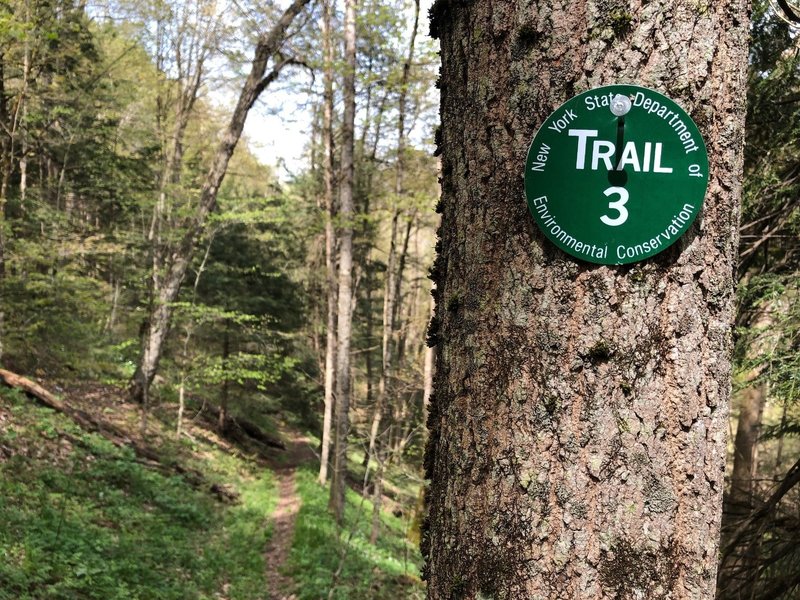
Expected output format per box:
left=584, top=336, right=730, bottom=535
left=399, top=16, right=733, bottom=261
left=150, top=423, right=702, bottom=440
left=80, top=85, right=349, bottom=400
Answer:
left=164, top=187, right=316, bottom=424
left=0, top=0, right=436, bottom=594
left=0, top=1, right=158, bottom=375
left=286, top=467, right=423, bottom=600
left=0, top=387, right=278, bottom=600
left=720, top=3, right=800, bottom=598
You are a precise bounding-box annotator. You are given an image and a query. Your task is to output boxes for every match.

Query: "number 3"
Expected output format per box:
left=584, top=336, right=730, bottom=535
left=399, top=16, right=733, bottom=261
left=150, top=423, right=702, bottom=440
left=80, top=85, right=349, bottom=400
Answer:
left=601, top=186, right=629, bottom=227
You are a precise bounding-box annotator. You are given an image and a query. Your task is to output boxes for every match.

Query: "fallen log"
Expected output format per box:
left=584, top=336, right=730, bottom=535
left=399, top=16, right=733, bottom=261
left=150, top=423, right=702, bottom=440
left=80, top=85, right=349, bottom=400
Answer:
left=0, top=368, right=136, bottom=447
left=0, top=368, right=236, bottom=503
left=0, top=368, right=65, bottom=409
left=193, top=400, right=286, bottom=451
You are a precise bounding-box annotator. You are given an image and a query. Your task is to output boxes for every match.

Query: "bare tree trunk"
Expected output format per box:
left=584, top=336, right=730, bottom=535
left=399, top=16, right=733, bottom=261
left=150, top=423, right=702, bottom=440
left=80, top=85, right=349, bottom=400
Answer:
left=364, top=0, right=420, bottom=488
left=219, top=322, right=231, bottom=432
left=370, top=454, right=385, bottom=544
left=717, top=303, right=776, bottom=600
left=105, top=276, right=122, bottom=333
left=365, top=209, right=399, bottom=478
left=0, top=56, right=7, bottom=354
left=128, top=0, right=311, bottom=404
left=319, top=0, right=337, bottom=487
left=176, top=236, right=214, bottom=436
left=328, top=0, right=358, bottom=523
left=395, top=215, right=420, bottom=369
left=423, top=1, right=748, bottom=598
left=0, top=57, right=8, bottom=217
left=389, top=213, right=414, bottom=453
left=177, top=379, right=186, bottom=437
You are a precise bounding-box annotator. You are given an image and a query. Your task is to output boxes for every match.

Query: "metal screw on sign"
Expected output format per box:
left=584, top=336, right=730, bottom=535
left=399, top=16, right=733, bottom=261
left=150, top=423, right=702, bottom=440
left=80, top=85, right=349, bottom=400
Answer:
left=610, top=94, right=632, bottom=117
left=770, top=0, right=800, bottom=25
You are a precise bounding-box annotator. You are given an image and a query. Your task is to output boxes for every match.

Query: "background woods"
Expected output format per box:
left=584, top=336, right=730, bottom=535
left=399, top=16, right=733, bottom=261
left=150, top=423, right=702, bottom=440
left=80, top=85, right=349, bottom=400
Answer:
left=0, top=0, right=799, bottom=598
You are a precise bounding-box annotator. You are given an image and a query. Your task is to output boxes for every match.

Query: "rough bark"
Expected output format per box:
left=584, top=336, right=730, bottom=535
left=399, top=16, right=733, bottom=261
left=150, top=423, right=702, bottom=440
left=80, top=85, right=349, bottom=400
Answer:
left=328, top=0, right=357, bottom=523
left=424, top=2, right=749, bottom=599
left=319, top=0, right=337, bottom=486
left=128, top=0, right=310, bottom=404
left=423, top=295, right=435, bottom=413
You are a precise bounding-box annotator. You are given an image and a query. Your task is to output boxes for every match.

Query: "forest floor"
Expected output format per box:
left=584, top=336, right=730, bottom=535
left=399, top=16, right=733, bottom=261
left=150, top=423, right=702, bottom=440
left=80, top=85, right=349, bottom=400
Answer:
left=263, top=433, right=314, bottom=600
left=0, top=375, right=424, bottom=599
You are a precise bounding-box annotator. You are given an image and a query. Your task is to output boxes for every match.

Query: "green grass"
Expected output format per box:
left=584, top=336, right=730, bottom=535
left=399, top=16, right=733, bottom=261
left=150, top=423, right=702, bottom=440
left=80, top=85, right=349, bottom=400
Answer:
left=0, top=387, right=278, bottom=600
left=0, top=386, right=426, bottom=599
left=285, top=467, right=424, bottom=599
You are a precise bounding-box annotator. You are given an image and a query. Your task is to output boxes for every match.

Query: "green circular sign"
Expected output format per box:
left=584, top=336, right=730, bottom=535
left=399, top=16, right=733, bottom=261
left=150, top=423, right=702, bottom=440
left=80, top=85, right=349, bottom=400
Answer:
left=525, top=84, right=709, bottom=265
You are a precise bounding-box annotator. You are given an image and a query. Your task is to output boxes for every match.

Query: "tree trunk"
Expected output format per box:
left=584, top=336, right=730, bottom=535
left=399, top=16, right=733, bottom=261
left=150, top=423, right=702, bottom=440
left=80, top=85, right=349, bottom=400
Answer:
left=328, top=0, right=357, bottom=523
left=370, top=455, right=385, bottom=544
left=717, top=303, right=776, bottom=599
left=423, top=2, right=749, bottom=598
left=365, top=0, right=420, bottom=485
left=219, top=322, right=231, bottom=433
left=105, top=275, right=122, bottom=333
left=389, top=214, right=415, bottom=452
left=319, top=0, right=337, bottom=487
left=364, top=209, right=399, bottom=484
left=128, top=0, right=310, bottom=404
left=0, top=55, right=10, bottom=280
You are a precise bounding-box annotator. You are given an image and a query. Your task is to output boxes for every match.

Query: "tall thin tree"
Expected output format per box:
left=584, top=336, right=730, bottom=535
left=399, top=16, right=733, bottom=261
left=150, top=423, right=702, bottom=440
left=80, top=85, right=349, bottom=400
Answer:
left=319, top=0, right=337, bottom=486
left=365, top=0, right=421, bottom=484
left=328, top=0, right=357, bottom=522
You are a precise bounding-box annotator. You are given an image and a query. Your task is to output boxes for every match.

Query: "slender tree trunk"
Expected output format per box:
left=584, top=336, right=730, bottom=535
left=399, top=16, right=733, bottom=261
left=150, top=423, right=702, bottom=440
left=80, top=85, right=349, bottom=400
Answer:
left=365, top=209, right=399, bottom=478
left=365, top=0, right=420, bottom=486
left=328, top=0, right=357, bottom=523
left=177, top=379, right=186, bottom=436
left=358, top=87, right=390, bottom=474
left=361, top=252, right=376, bottom=472
left=319, top=0, right=337, bottom=486
left=370, top=455, right=385, bottom=543
left=0, top=55, right=11, bottom=280
left=105, top=276, right=122, bottom=333
left=389, top=214, right=415, bottom=452
left=128, top=0, right=310, bottom=403
left=717, top=303, right=776, bottom=600
left=219, top=322, right=231, bottom=432
left=423, top=2, right=749, bottom=598
left=394, top=215, right=419, bottom=369
left=0, top=55, right=8, bottom=357
left=176, top=237, right=213, bottom=436
left=18, top=23, right=29, bottom=208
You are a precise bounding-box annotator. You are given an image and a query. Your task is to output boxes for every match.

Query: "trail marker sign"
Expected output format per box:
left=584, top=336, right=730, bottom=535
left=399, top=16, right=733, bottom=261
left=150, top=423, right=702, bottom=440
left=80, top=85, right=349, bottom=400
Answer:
left=524, top=84, right=709, bottom=265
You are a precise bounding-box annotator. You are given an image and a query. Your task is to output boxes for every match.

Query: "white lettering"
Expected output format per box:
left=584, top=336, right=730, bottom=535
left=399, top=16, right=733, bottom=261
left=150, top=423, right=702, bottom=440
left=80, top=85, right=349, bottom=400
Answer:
left=642, top=142, right=652, bottom=172
left=616, top=141, right=641, bottom=172
left=653, top=143, right=673, bottom=173
left=592, top=140, right=615, bottom=171
left=568, top=129, right=598, bottom=170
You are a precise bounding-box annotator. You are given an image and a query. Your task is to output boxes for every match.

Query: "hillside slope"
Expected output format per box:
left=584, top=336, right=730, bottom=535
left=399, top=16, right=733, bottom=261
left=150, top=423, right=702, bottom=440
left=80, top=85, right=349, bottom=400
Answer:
left=0, top=378, right=423, bottom=599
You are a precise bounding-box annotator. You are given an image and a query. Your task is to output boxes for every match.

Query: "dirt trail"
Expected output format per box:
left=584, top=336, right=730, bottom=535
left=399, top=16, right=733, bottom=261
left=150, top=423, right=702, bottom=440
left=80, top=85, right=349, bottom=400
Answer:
left=264, top=434, right=316, bottom=600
